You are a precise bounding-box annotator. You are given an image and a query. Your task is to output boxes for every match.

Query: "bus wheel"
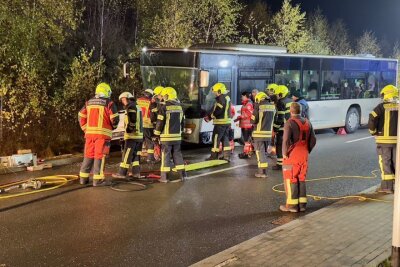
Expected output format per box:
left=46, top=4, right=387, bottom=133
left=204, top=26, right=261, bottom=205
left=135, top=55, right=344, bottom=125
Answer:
left=345, top=107, right=360, bottom=133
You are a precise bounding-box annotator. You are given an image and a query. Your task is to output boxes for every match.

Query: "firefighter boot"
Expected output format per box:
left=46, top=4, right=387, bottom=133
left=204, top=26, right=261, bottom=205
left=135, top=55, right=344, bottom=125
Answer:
left=131, top=165, right=141, bottom=179
left=112, top=168, right=128, bottom=179
left=206, top=152, right=219, bottom=161
left=238, top=152, right=249, bottom=159
left=159, top=172, right=169, bottom=183
left=93, top=179, right=109, bottom=187
left=299, top=203, right=306, bottom=212
left=79, top=177, right=89, bottom=185
left=180, top=170, right=188, bottom=182
left=279, top=205, right=298, bottom=213
left=220, top=151, right=231, bottom=162
left=254, top=168, right=267, bottom=178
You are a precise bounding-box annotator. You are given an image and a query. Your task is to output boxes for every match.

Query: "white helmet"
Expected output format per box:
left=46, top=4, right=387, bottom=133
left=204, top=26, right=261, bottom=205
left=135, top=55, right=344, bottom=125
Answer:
left=118, top=92, right=134, bottom=101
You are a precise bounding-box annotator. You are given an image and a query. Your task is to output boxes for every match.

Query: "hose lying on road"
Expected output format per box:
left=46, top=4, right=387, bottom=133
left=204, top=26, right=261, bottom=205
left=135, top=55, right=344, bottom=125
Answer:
left=0, top=175, right=79, bottom=200
left=272, top=169, right=391, bottom=203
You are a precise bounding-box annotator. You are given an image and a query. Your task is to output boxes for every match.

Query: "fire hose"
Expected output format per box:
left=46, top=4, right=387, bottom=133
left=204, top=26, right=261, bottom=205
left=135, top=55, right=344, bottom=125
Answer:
left=272, top=169, right=392, bottom=203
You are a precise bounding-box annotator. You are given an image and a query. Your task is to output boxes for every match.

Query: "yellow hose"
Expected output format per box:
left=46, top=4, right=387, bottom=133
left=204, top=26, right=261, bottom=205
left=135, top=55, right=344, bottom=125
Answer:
left=0, top=175, right=78, bottom=200
left=272, top=169, right=392, bottom=203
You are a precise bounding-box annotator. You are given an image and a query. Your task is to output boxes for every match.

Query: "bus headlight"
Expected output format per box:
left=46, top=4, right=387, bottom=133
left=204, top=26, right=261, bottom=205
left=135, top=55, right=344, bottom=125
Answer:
left=184, top=124, right=196, bottom=135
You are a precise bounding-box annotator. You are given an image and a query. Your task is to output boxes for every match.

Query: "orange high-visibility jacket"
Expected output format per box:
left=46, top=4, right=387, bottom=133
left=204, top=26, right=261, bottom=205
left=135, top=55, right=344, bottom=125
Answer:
left=78, top=97, right=119, bottom=139
left=137, top=96, right=155, bottom=128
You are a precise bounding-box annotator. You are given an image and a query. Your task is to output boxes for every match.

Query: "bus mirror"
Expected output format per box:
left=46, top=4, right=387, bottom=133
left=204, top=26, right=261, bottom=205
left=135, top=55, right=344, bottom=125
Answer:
left=200, top=70, right=209, bottom=88
left=123, top=62, right=130, bottom=78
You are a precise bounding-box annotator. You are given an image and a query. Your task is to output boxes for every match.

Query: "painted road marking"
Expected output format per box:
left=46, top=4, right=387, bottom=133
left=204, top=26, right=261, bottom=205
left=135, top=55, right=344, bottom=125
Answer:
left=345, top=136, right=374, bottom=143
left=187, top=163, right=250, bottom=180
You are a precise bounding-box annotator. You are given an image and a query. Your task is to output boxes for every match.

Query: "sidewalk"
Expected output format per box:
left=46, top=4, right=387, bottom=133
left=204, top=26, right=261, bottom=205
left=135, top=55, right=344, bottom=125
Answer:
left=192, top=192, right=394, bottom=267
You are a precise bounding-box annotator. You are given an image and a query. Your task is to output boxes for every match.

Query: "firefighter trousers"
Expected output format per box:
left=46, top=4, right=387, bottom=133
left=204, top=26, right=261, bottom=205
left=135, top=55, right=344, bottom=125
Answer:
left=377, top=145, right=396, bottom=191
left=282, top=147, right=309, bottom=209
left=160, top=143, right=185, bottom=174
left=143, top=128, right=155, bottom=161
left=210, top=125, right=231, bottom=159
left=118, top=140, right=142, bottom=177
left=254, top=141, right=268, bottom=169
left=80, top=137, right=110, bottom=180
left=276, top=131, right=284, bottom=166
left=241, top=128, right=253, bottom=143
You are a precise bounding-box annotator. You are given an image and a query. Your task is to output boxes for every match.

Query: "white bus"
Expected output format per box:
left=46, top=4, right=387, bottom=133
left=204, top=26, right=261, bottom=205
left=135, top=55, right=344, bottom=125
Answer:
left=118, top=44, right=398, bottom=144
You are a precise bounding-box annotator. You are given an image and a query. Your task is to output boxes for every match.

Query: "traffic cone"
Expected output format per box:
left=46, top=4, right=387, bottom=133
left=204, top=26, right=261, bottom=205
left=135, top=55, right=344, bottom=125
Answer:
left=337, top=128, right=347, bottom=135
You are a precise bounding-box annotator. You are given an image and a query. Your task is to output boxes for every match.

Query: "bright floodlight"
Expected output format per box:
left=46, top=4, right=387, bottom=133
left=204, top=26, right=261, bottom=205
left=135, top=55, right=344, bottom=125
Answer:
left=219, top=60, right=229, bottom=68
left=142, top=47, right=147, bottom=53
left=183, top=48, right=189, bottom=53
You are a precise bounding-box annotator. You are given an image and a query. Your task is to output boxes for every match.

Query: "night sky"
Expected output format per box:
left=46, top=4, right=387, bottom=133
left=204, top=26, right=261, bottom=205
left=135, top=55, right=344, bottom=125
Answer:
left=262, top=0, right=400, bottom=45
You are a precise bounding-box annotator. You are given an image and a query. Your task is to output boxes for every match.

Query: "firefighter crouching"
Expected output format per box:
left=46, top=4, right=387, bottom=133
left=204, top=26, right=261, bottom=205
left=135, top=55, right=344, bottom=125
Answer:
left=112, top=92, right=143, bottom=179
left=154, top=87, right=187, bottom=183
left=78, top=83, right=119, bottom=186
left=205, top=83, right=232, bottom=161
left=280, top=102, right=316, bottom=213
left=235, top=91, right=254, bottom=159
left=138, top=89, right=158, bottom=163
left=273, top=85, right=293, bottom=170
left=251, top=92, right=276, bottom=178
left=368, top=85, right=399, bottom=194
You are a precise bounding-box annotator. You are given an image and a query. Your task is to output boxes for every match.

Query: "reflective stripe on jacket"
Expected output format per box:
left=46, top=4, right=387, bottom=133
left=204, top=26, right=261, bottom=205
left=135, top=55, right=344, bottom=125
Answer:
left=137, top=97, right=154, bottom=128
left=273, top=97, right=292, bottom=132
left=78, top=97, right=119, bottom=139
left=211, top=94, right=232, bottom=125
left=154, top=100, right=184, bottom=143
left=368, top=101, right=398, bottom=144
left=251, top=100, right=275, bottom=140
left=123, top=101, right=143, bottom=140
left=240, top=100, right=254, bottom=129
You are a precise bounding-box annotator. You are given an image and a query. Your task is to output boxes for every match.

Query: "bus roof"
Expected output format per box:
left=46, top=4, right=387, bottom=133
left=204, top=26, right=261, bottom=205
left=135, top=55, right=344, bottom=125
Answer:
left=145, top=47, right=398, bottom=62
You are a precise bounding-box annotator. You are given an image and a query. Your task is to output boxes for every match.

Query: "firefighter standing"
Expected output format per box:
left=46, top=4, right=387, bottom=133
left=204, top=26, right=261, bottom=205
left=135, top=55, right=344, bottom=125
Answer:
left=137, top=89, right=158, bottom=163
left=154, top=87, right=187, bottom=183
left=280, top=102, right=316, bottom=213
left=368, top=85, right=399, bottom=194
left=78, top=83, right=119, bottom=186
left=236, top=92, right=254, bottom=159
left=112, top=92, right=143, bottom=179
left=206, top=83, right=232, bottom=161
left=251, top=92, right=276, bottom=178
left=273, top=85, right=293, bottom=170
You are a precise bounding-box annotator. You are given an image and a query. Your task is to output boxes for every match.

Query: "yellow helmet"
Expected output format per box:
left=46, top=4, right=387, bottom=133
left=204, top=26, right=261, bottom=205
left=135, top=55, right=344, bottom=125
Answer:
left=255, top=92, right=268, bottom=103
left=95, top=83, right=112, bottom=98
left=154, top=86, right=164, bottom=95
left=381, top=85, right=399, bottom=101
left=266, top=83, right=279, bottom=94
left=212, top=83, right=228, bottom=94
left=119, top=92, right=134, bottom=101
left=161, top=87, right=177, bottom=100
left=275, top=85, right=289, bottom=97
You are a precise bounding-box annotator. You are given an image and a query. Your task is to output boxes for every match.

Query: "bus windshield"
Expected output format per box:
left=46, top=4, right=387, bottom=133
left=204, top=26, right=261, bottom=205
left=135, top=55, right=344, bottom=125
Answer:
left=141, top=66, right=199, bottom=107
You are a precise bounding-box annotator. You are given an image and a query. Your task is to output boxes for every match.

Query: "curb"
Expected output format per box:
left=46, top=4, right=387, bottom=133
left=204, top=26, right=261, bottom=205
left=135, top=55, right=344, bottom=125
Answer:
left=191, top=183, right=385, bottom=267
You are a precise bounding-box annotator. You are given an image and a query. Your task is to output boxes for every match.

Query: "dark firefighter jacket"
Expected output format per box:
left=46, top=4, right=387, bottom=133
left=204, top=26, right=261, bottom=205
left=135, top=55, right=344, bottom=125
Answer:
left=273, top=97, right=292, bottom=133
left=123, top=100, right=143, bottom=140
left=154, top=99, right=185, bottom=144
left=251, top=99, right=276, bottom=141
left=211, top=94, right=232, bottom=125
left=368, top=101, right=398, bottom=145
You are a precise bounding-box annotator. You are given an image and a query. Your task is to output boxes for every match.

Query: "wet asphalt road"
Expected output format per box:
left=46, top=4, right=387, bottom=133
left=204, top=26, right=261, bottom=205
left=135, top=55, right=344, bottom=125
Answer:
left=0, top=129, right=381, bottom=267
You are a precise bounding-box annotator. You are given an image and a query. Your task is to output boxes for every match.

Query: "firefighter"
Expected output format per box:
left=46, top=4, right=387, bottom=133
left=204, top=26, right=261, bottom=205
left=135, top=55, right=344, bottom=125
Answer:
left=235, top=91, right=254, bottom=159
left=280, top=102, right=316, bottom=213
left=266, top=83, right=279, bottom=98
left=137, top=89, right=158, bottom=163
left=78, top=83, right=119, bottom=186
left=251, top=92, right=276, bottom=178
left=150, top=86, right=165, bottom=161
left=112, top=92, right=143, bottom=179
left=368, top=84, right=399, bottom=194
left=272, top=85, right=293, bottom=170
left=154, top=87, right=187, bottom=183
left=205, top=83, right=232, bottom=161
